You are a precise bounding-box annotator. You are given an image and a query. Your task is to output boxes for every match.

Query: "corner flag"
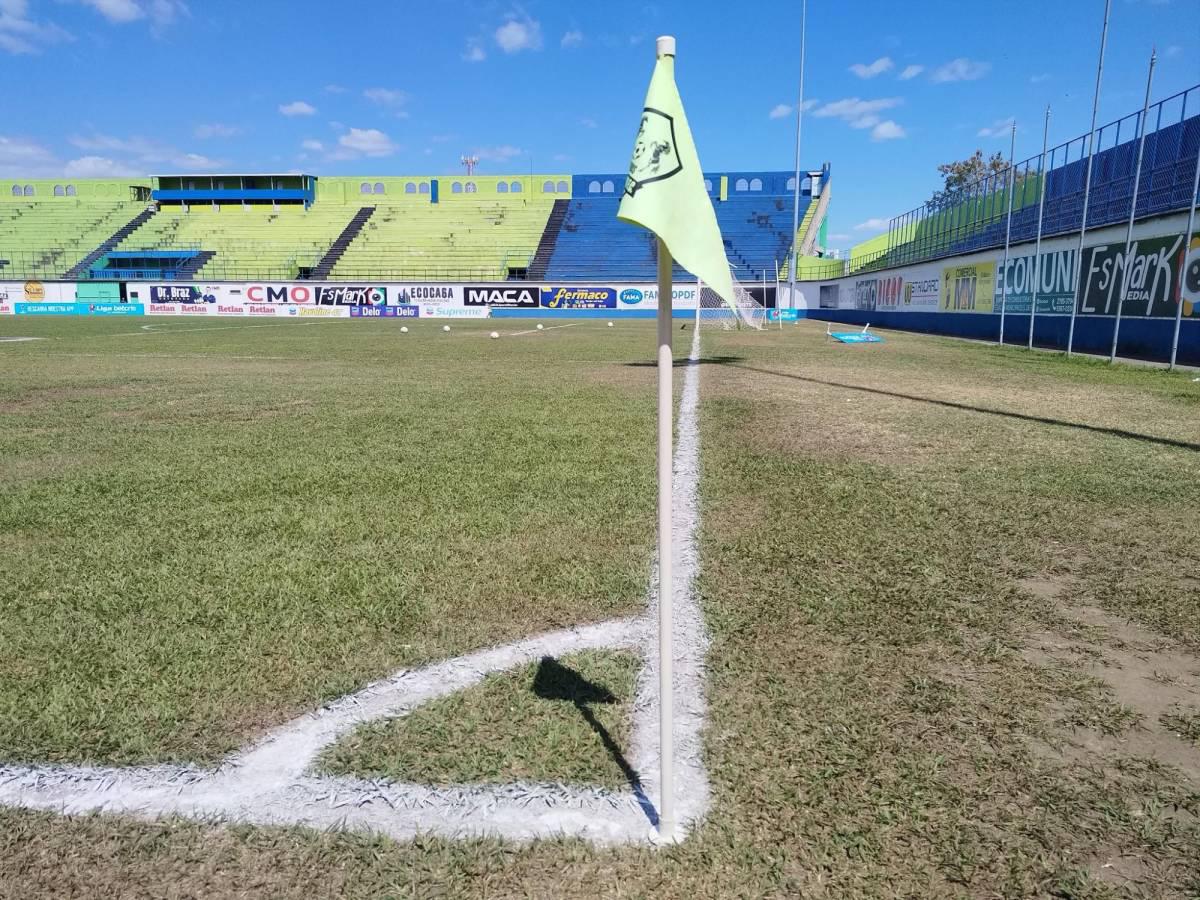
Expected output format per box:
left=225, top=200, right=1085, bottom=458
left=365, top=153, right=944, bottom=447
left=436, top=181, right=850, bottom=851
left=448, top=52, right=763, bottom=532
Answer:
left=617, top=44, right=736, bottom=310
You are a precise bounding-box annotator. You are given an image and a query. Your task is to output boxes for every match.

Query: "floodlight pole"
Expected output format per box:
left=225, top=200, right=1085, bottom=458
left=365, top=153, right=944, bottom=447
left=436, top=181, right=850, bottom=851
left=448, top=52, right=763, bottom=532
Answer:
left=998, top=121, right=1017, bottom=346
left=1028, top=106, right=1051, bottom=350
left=1066, top=0, right=1110, bottom=357
left=1169, top=121, right=1200, bottom=370
left=1109, top=47, right=1156, bottom=364
left=787, top=0, right=807, bottom=316
left=655, top=234, right=675, bottom=841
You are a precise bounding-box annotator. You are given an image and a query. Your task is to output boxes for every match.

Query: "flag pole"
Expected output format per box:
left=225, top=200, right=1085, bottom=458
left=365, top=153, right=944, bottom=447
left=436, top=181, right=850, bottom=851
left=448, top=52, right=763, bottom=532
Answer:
left=1028, top=105, right=1051, bottom=350
left=656, top=231, right=675, bottom=841
left=1169, top=120, right=1200, bottom=370
left=654, top=36, right=676, bottom=842
left=998, top=120, right=1017, bottom=346
left=1066, top=0, right=1110, bottom=357
left=1109, top=47, right=1156, bottom=364
left=787, top=0, right=807, bottom=320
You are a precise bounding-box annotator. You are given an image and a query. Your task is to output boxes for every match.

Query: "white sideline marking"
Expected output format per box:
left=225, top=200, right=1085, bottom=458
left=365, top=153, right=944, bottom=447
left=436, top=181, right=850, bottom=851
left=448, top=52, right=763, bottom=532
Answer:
left=0, top=327, right=710, bottom=846
left=508, top=323, right=581, bottom=337
left=0, top=337, right=45, bottom=343
left=119, top=322, right=333, bottom=337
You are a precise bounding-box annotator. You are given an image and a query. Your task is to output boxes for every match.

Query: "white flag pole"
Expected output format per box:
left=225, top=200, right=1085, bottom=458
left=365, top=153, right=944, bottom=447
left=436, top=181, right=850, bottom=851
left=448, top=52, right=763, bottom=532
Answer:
left=1027, top=106, right=1051, bottom=351
left=653, top=33, right=677, bottom=844
left=1109, top=47, right=1156, bottom=364
left=1169, top=124, right=1200, bottom=371
left=656, top=231, right=675, bottom=841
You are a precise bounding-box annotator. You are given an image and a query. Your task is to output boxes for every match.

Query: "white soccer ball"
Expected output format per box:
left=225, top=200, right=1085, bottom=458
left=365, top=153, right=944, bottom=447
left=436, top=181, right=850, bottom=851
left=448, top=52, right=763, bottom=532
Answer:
left=607, top=321, right=614, bottom=328
left=490, top=331, right=499, bottom=339
left=536, top=323, right=544, bottom=331
left=442, top=325, right=450, bottom=333
left=400, top=326, right=408, bottom=334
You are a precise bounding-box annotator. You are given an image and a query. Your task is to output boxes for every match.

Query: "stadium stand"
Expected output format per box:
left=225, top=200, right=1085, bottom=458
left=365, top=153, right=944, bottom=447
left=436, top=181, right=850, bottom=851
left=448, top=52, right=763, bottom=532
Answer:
left=0, top=195, right=146, bottom=279
left=542, top=173, right=818, bottom=283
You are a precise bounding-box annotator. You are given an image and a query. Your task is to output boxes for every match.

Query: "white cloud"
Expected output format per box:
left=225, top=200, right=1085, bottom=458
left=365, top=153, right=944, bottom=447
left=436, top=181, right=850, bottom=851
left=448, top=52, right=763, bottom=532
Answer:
left=0, top=0, right=73, bottom=54
left=279, top=100, right=316, bottom=117
left=79, top=0, right=142, bottom=22
left=363, top=88, right=409, bottom=118
left=194, top=123, right=238, bottom=139
left=463, top=40, right=486, bottom=62
left=63, top=155, right=143, bottom=177
left=474, top=144, right=523, bottom=162
left=849, top=56, right=893, bottom=79
left=495, top=12, right=542, bottom=53
left=769, top=103, right=792, bottom=120
left=977, top=117, right=1015, bottom=138
left=812, top=97, right=902, bottom=129
left=300, top=139, right=324, bottom=152
left=931, top=58, right=990, bottom=83
left=337, top=128, right=396, bottom=158
left=67, top=132, right=221, bottom=170
left=899, top=64, right=924, bottom=80
left=0, top=134, right=60, bottom=177
left=854, top=217, right=890, bottom=232
left=172, top=152, right=221, bottom=171
left=364, top=87, right=407, bottom=106
left=78, top=0, right=187, bottom=27
left=871, top=120, right=906, bottom=141
left=1029, top=72, right=1050, bottom=84
left=1165, top=44, right=1181, bottom=58
left=828, top=233, right=851, bottom=242
left=561, top=28, right=582, bottom=47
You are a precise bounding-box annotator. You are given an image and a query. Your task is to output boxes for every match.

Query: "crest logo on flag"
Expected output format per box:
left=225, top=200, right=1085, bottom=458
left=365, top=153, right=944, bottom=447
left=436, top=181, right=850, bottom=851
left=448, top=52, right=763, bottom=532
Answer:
left=624, top=107, right=682, bottom=197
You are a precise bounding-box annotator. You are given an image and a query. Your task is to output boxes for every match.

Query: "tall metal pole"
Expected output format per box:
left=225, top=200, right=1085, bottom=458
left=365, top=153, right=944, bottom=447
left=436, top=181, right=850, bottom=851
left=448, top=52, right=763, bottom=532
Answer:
left=1109, top=48, right=1156, bottom=363
left=1066, top=0, right=1111, bottom=357
left=1028, top=106, right=1051, bottom=350
left=787, top=0, right=807, bottom=314
left=653, top=37, right=676, bottom=841
left=1169, top=125, right=1200, bottom=370
left=998, top=121, right=1017, bottom=346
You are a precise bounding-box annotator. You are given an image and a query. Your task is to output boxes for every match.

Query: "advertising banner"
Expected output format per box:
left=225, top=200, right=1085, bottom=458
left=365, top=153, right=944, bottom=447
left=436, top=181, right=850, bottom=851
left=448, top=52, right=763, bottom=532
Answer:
left=147, top=302, right=212, bottom=315
left=994, top=249, right=1076, bottom=314
left=767, top=309, right=800, bottom=322
left=540, top=286, right=617, bottom=309
left=610, top=284, right=699, bottom=309
left=941, top=261, right=995, bottom=313
left=15, top=302, right=144, bottom=316
left=1077, top=232, right=1196, bottom=318
left=240, top=284, right=315, bottom=304
left=150, top=285, right=217, bottom=304
left=419, top=304, right=490, bottom=319
left=874, top=274, right=904, bottom=311
left=394, top=285, right=459, bottom=304
left=314, top=285, right=387, bottom=306
left=902, top=268, right=941, bottom=310
left=854, top=278, right=878, bottom=311
left=349, top=305, right=420, bottom=318
left=463, top=285, right=539, bottom=308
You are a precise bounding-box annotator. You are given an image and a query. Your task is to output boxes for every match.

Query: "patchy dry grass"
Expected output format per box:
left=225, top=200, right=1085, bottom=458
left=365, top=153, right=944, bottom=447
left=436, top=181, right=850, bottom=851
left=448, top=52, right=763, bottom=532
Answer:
left=320, top=650, right=640, bottom=789
left=2, top=318, right=1200, bottom=897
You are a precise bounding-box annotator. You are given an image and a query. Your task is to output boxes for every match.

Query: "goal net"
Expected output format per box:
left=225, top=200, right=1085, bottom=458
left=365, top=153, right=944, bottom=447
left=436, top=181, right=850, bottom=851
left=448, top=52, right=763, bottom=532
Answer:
left=695, top=275, right=766, bottom=330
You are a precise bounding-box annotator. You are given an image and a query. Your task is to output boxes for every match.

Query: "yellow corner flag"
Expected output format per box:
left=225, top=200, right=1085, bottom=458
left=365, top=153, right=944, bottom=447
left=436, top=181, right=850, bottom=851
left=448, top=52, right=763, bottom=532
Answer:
left=617, top=43, right=736, bottom=310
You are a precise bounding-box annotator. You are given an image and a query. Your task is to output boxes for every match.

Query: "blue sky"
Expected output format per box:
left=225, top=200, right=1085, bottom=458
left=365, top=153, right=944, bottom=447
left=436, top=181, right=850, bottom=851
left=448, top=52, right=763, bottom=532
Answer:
left=1, top=0, right=1196, bottom=248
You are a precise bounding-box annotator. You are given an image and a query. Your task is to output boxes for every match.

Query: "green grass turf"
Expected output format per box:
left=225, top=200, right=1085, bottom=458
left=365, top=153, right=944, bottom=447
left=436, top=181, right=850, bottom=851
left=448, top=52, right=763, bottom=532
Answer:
left=0, top=317, right=666, bottom=765
left=319, top=649, right=640, bottom=788
left=3, top=317, right=1200, bottom=898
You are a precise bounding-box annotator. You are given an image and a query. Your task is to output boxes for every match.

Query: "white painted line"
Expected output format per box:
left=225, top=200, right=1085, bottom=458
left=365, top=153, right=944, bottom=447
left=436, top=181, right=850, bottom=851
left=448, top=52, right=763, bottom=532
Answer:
left=0, top=326, right=711, bottom=846
left=117, top=322, right=335, bottom=337
left=0, top=337, right=45, bottom=343
left=508, top=323, right=581, bottom=337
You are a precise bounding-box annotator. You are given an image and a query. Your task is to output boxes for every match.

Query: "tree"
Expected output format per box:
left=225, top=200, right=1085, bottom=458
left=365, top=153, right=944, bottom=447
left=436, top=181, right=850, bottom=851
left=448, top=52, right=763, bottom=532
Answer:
left=929, top=149, right=1010, bottom=208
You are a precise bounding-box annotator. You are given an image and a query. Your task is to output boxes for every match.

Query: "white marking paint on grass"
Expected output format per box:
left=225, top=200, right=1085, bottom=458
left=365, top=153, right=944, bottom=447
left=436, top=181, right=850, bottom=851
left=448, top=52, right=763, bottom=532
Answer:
left=121, top=322, right=334, bottom=337
left=0, top=327, right=710, bottom=845
left=507, top=323, right=581, bottom=337
left=0, top=337, right=45, bottom=343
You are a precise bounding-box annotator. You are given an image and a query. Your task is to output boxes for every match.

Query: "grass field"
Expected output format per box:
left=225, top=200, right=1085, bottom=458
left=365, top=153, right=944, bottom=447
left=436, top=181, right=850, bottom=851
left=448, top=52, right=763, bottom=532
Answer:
left=2, top=315, right=1199, bottom=898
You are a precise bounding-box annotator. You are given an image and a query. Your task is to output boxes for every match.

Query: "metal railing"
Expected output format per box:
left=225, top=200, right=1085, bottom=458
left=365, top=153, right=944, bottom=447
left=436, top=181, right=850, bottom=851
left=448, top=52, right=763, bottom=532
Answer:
left=877, top=83, right=1199, bottom=273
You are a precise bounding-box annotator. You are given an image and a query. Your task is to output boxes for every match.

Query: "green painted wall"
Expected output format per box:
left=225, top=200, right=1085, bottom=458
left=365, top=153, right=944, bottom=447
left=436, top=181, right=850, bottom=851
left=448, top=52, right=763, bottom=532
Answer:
left=1, top=179, right=146, bottom=202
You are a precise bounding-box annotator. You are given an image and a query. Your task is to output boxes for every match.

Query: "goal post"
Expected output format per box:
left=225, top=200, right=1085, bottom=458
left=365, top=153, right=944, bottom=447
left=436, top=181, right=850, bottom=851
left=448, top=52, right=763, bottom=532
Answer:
left=694, top=273, right=766, bottom=330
